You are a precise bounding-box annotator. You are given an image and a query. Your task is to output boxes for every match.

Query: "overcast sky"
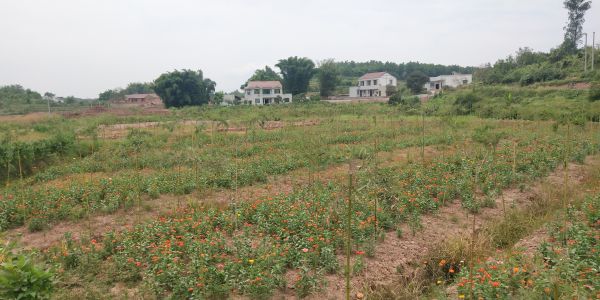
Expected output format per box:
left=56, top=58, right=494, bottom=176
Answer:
left=1, top=0, right=599, bottom=98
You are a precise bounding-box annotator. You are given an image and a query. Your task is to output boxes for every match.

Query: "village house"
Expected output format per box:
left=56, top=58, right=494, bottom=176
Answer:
left=111, top=93, right=163, bottom=107
left=425, top=73, right=472, bottom=93
left=243, top=81, right=292, bottom=105
left=349, top=72, right=397, bottom=98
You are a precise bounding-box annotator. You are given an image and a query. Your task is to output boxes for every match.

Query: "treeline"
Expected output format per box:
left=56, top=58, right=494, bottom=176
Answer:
left=333, top=61, right=476, bottom=79
left=474, top=47, right=595, bottom=86
left=98, top=82, right=154, bottom=101
left=0, top=85, right=43, bottom=105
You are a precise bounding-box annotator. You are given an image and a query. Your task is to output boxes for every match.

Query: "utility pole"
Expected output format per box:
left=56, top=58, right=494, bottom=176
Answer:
left=584, top=33, right=588, bottom=72
left=593, top=32, right=596, bottom=71
left=47, top=97, right=51, bottom=115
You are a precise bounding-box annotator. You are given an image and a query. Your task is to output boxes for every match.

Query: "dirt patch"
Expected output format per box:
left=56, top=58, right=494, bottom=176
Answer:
left=513, top=228, right=548, bottom=258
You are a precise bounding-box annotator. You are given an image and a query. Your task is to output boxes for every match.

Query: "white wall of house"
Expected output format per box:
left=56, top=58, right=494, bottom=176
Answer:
left=243, top=88, right=292, bottom=105
left=425, top=74, right=472, bottom=92
left=350, top=73, right=397, bottom=98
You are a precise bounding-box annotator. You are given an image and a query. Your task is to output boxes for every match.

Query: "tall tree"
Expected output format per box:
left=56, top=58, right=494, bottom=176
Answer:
left=275, top=57, right=316, bottom=95
left=405, top=71, right=429, bottom=94
left=317, top=59, right=339, bottom=97
left=153, top=69, right=216, bottom=108
left=562, top=0, right=592, bottom=54
left=241, top=66, right=282, bottom=89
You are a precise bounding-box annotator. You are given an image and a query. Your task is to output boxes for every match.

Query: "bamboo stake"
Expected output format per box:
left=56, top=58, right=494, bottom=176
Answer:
left=17, top=150, right=22, bottom=180
left=345, top=163, right=354, bottom=300
left=468, top=213, right=477, bottom=300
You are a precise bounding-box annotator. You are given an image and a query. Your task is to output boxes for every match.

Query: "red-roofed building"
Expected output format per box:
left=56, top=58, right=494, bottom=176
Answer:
left=350, top=72, right=397, bottom=98
left=243, top=81, right=293, bottom=105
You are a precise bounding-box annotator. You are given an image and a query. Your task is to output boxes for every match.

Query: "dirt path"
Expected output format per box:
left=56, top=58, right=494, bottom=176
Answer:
left=5, top=145, right=445, bottom=250
left=309, top=157, right=594, bottom=300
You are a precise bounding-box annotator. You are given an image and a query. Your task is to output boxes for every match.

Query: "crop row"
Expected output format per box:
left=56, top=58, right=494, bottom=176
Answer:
left=44, top=136, right=598, bottom=298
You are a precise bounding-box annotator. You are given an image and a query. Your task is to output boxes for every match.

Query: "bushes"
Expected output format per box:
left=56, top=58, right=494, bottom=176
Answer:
left=589, top=82, right=600, bottom=101
left=0, top=245, right=54, bottom=299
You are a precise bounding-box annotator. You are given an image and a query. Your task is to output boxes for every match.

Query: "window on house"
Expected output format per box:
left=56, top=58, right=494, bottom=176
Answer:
left=462, top=80, right=468, bottom=84
left=389, top=80, right=393, bottom=85
left=274, top=89, right=281, bottom=94
left=255, top=98, right=261, bottom=104
left=246, top=90, right=251, bottom=95
left=254, top=89, right=260, bottom=94
left=367, top=80, right=371, bottom=86
left=283, top=98, right=290, bottom=102
left=263, top=89, right=271, bottom=94
left=373, top=80, right=378, bottom=85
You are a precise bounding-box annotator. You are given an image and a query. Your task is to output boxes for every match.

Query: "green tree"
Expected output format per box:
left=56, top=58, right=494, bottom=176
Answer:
left=562, top=0, right=592, bottom=54
left=98, top=89, right=120, bottom=101
left=212, top=91, right=225, bottom=105
left=405, top=71, right=429, bottom=94
left=242, top=66, right=282, bottom=89
left=317, top=59, right=339, bottom=97
left=124, top=82, right=154, bottom=94
left=276, top=57, right=316, bottom=95
left=153, top=69, right=216, bottom=108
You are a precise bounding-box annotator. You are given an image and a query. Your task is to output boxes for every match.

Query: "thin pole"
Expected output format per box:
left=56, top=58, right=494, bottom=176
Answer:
left=345, top=164, right=354, bottom=300
left=593, top=32, right=596, bottom=71
left=584, top=33, right=588, bottom=72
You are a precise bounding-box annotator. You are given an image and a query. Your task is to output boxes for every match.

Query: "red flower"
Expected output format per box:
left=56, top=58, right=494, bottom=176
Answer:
left=355, top=250, right=365, bottom=255
left=491, top=281, right=500, bottom=287
left=302, top=248, right=309, bottom=253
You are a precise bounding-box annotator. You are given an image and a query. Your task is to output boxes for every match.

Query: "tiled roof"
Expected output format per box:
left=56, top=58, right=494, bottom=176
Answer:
left=359, top=72, right=388, bottom=80
left=246, top=81, right=283, bottom=89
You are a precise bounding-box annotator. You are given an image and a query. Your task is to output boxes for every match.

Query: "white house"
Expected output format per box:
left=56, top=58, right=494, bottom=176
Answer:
left=349, top=72, right=397, bottom=98
left=243, top=81, right=292, bottom=105
left=425, top=73, right=472, bottom=93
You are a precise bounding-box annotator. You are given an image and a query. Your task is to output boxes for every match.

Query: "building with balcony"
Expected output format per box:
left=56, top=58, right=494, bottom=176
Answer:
left=243, top=81, right=292, bottom=105
left=349, top=72, right=397, bottom=98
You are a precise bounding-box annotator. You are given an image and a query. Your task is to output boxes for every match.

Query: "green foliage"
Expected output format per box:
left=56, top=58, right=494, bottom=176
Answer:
left=589, top=82, right=600, bottom=101
left=562, top=0, right=592, bottom=54
left=405, top=71, right=429, bottom=94
left=98, top=82, right=154, bottom=102
left=317, top=59, right=339, bottom=97
left=242, top=66, right=282, bottom=89
left=212, top=91, right=225, bottom=105
left=0, top=85, right=42, bottom=104
left=332, top=61, right=475, bottom=80
left=276, top=57, right=316, bottom=95
left=153, top=69, right=216, bottom=108
left=458, top=195, right=600, bottom=299
left=453, top=92, right=481, bottom=115
left=389, top=92, right=420, bottom=109
left=0, top=245, right=54, bottom=300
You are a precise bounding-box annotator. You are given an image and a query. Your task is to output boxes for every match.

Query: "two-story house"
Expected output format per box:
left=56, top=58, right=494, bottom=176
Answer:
left=349, top=72, right=397, bottom=98
left=243, top=81, right=292, bottom=105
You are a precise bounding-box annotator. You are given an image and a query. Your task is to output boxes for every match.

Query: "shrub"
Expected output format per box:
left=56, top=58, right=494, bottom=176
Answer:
left=589, top=82, right=600, bottom=102
left=0, top=246, right=54, bottom=300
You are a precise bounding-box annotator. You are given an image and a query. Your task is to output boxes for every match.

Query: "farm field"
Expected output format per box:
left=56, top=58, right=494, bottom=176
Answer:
left=1, top=103, right=599, bottom=299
